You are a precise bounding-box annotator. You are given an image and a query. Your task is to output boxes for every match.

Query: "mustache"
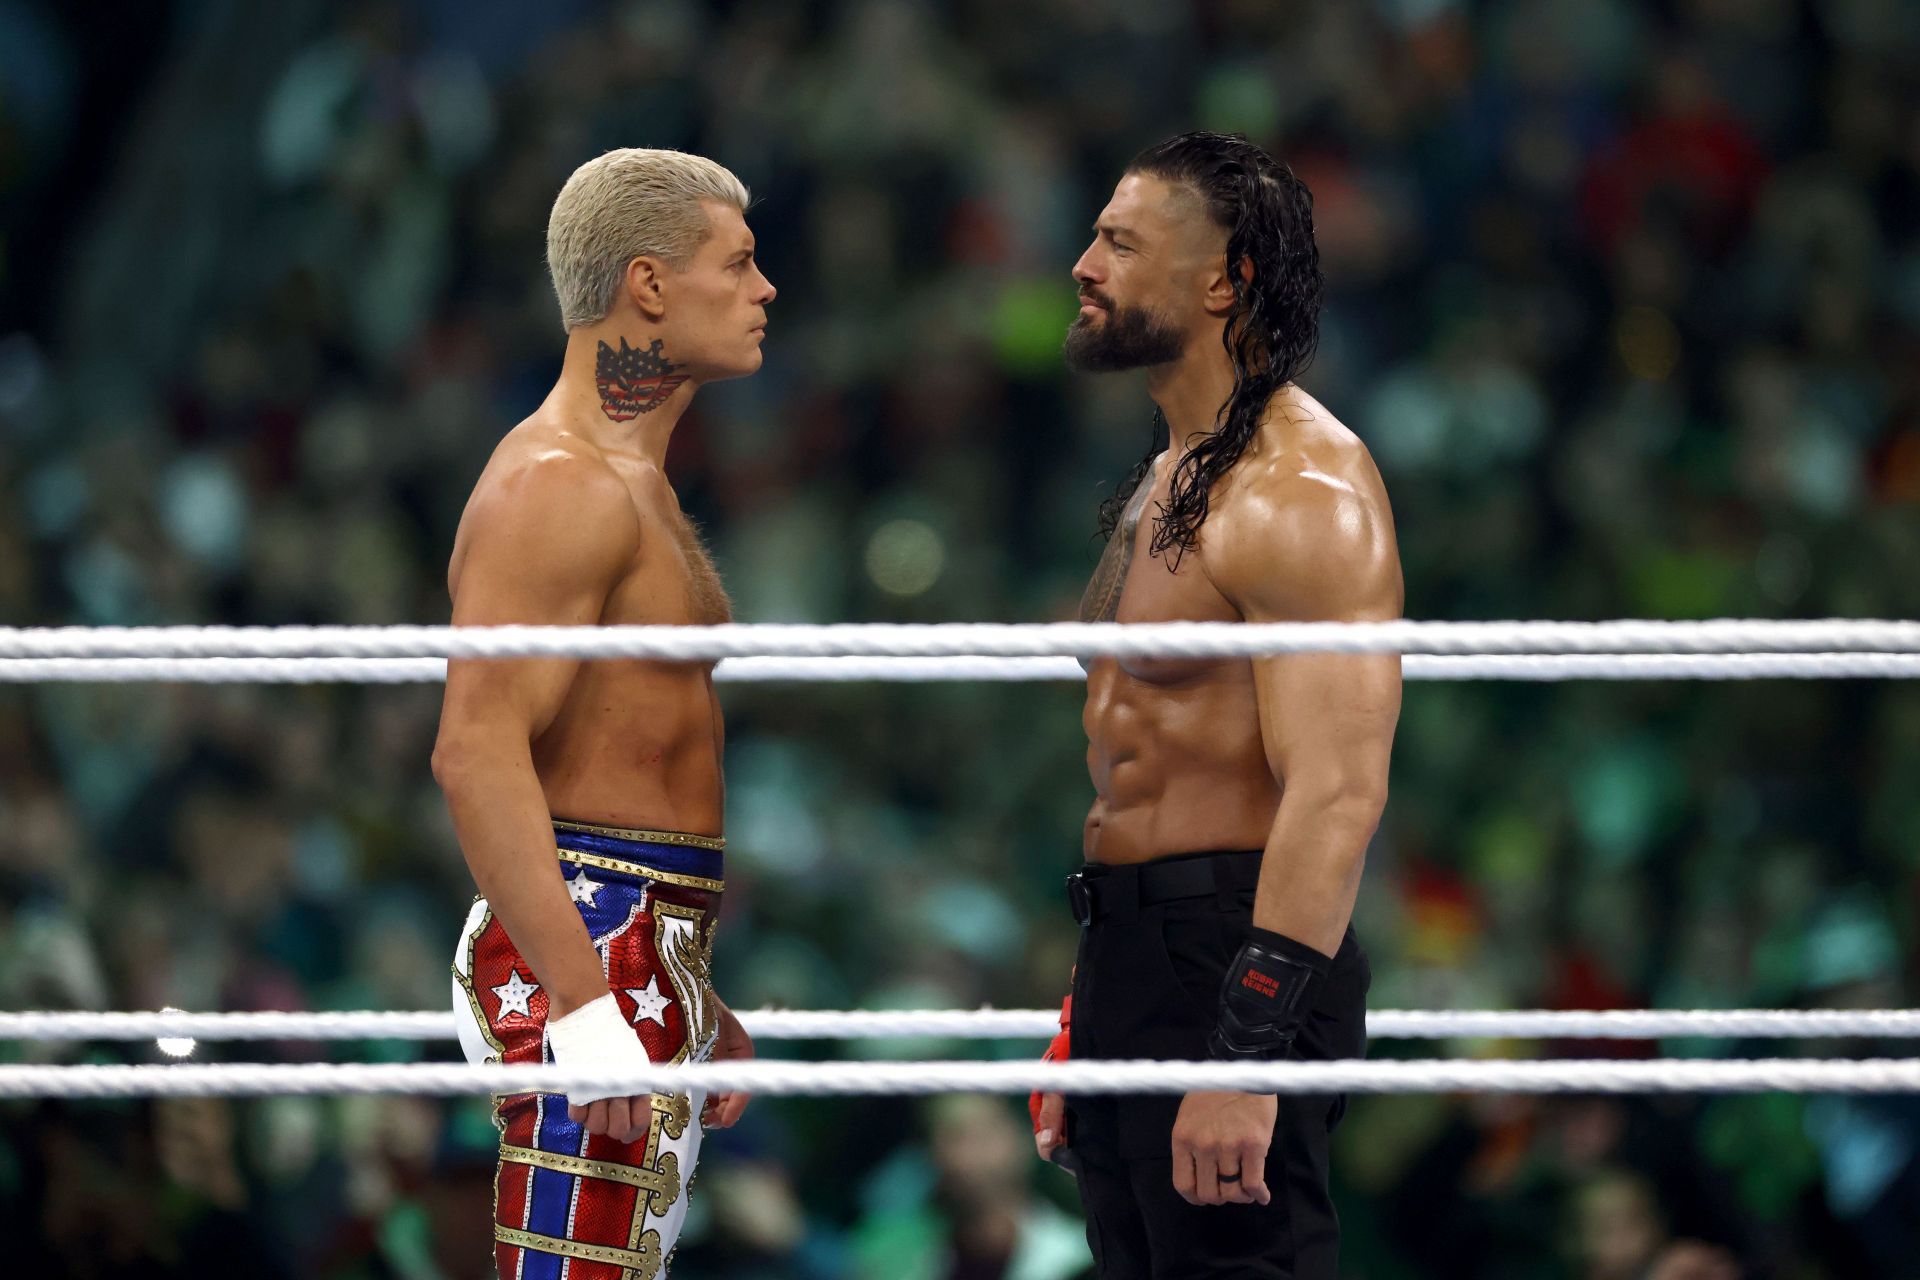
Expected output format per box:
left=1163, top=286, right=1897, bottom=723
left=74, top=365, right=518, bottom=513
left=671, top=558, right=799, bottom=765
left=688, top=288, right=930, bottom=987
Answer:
left=1077, top=289, right=1113, bottom=310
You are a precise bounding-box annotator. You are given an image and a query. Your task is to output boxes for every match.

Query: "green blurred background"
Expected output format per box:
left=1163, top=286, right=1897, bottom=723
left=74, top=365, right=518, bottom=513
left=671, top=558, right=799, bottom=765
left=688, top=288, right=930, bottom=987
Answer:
left=1, top=1, right=1917, bottom=1276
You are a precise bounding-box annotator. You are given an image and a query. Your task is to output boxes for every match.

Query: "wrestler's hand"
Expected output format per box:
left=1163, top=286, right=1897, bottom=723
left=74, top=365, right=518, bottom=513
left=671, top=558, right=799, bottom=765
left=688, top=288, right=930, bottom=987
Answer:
left=571, top=1094, right=653, bottom=1144
left=1171, top=1090, right=1275, bottom=1207
left=1031, top=985, right=1072, bottom=1167
left=702, top=998, right=754, bottom=1129
left=1032, top=1092, right=1068, bottom=1164
left=550, top=993, right=655, bottom=1144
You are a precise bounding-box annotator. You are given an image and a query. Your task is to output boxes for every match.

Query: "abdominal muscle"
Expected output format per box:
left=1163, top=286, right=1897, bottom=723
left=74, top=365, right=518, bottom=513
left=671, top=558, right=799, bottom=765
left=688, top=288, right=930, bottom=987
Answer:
left=1082, top=658, right=1280, bottom=865
left=531, top=659, right=726, bottom=837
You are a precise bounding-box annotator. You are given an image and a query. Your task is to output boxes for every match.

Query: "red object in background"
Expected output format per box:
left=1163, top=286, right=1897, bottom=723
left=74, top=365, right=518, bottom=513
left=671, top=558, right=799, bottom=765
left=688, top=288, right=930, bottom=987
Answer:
left=1401, top=859, right=1486, bottom=966
left=1870, top=429, right=1920, bottom=504
left=1545, top=949, right=1651, bottom=1059
left=1582, top=64, right=1769, bottom=258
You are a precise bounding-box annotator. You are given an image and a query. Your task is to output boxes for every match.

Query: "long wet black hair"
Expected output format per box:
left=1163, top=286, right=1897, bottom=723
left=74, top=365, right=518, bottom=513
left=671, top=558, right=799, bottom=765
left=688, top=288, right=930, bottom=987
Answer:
left=1095, top=133, right=1325, bottom=564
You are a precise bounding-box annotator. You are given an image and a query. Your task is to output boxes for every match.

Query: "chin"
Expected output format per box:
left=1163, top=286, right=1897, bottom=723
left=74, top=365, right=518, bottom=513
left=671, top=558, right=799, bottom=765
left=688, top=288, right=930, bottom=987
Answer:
left=708, top=352, right=764, bottom=383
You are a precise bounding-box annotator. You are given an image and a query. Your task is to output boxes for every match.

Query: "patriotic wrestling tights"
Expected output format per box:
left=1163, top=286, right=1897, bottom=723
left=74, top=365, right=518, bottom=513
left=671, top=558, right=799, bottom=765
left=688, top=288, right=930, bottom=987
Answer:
left=452, top=821, right=724, bottom=1279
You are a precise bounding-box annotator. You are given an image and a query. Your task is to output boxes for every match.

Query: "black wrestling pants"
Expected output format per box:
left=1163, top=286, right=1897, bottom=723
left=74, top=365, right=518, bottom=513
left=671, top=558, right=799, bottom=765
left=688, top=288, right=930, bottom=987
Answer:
left=1063, top=850, right=1370, bottom=1280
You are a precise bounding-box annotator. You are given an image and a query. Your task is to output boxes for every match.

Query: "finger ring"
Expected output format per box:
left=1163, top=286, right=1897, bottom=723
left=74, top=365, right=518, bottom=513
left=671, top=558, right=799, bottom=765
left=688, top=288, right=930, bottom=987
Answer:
left=1218, top=1171, right=1242, bottom=1183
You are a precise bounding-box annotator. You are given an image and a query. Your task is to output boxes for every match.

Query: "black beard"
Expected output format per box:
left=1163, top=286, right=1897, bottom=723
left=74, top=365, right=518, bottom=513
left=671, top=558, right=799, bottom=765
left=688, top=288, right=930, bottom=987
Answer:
left=1063, top=303, right=1185, bottom=372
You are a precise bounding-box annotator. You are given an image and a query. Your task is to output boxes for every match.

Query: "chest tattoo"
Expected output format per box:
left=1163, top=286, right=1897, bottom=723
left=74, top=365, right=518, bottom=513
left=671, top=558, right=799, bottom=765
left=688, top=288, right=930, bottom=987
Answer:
left=1079, top=473, right=1157, bottom=623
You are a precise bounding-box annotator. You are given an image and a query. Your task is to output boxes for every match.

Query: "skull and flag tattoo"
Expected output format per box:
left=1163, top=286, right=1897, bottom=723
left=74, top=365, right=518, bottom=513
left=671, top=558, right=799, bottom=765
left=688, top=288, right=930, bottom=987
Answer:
left=596, top=338, right=689, bottom=421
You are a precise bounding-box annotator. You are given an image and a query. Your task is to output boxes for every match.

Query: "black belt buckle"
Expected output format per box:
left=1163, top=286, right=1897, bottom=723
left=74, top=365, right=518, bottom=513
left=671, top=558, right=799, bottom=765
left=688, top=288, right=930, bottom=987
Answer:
left=1065, top=871, right=1094, bottom=926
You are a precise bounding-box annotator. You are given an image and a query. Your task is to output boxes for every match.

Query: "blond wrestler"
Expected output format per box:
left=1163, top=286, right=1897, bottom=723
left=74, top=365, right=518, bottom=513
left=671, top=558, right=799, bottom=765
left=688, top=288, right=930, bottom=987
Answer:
left=433, top=148, right=774, bottom=1280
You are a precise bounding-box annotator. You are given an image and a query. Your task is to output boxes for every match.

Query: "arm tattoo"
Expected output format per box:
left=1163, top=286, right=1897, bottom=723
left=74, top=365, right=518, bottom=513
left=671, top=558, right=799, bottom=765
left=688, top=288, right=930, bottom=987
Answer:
left=596, top=338, right=689, bottom=421
left=1079, top=466, right=1157, bottom=623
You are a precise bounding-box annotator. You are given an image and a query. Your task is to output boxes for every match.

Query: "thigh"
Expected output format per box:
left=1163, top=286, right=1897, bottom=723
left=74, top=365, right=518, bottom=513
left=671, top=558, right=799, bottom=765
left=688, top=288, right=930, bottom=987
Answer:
left=452, top=897, right=539, bottom=1069
left=1125, top=932, right=1370, bottom=1280
left=1127, top=1145, right=1299, bottom=1280
left=1068, top=1095, right=1155, bottom=1280
left=1265, top=932, right=1372, bottom=1278
left=492, top=1088, right=705, bottom=1280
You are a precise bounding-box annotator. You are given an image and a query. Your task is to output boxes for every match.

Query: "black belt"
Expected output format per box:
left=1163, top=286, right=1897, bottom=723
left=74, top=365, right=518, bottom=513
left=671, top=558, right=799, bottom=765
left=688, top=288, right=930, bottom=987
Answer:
left=1066, top=850, right=1262, bottom=926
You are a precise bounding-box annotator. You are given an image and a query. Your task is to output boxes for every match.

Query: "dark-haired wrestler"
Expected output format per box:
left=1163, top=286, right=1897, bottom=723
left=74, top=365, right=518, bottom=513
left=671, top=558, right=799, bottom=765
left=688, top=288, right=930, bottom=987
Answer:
left=1030, top=133, right=1402, bottom=1278
left=435, top=147, right=774, bottom=1280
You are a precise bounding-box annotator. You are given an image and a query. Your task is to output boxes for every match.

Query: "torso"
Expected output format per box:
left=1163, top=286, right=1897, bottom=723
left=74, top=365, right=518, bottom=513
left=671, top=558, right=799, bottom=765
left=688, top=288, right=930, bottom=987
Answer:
left=448, top=423, right=731, bottom=837
left=1079, top=388, right=1388, bottom=865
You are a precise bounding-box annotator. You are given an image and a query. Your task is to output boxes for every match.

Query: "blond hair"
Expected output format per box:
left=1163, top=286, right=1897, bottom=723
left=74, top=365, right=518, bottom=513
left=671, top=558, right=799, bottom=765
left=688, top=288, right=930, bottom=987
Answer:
left=546, top=148, right=750, bottom=330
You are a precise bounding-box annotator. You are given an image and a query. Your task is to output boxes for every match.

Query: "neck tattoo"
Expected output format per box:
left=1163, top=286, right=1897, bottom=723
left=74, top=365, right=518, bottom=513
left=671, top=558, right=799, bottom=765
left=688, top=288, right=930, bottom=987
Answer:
left=596, top=338, right=689, bottom=421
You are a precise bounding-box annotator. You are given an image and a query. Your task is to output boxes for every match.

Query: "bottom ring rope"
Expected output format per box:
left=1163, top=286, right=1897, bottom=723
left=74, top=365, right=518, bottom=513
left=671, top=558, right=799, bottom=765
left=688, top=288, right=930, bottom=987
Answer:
left=1, top=1058, right=1918, bottom=1099
left=5, top=1008, right=1919, bottom=1042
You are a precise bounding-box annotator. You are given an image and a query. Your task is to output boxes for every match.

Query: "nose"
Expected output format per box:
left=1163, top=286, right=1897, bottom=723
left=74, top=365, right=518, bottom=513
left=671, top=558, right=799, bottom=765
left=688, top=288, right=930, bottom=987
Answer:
left=1072, top=244, right=1102, bottom=288
left=754, top=266, right=777, bottom=306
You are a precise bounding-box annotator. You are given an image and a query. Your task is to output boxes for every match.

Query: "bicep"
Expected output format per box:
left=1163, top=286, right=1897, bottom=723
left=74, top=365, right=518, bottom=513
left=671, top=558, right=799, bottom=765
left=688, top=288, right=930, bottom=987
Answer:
left=439, top=475, right=638, bottom=744
left=1245, top=563, right=1402, bottom=790
left=1250, top=653, right=1400, bottom=794
left=1223, top=485, right=1403, bottom=791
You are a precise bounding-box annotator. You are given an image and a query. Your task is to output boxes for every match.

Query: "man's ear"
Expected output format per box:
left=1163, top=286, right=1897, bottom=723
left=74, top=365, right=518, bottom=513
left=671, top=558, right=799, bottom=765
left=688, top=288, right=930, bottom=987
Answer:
left=1202, top=255, right=1249, bottom=317
left=623, top=256, right=668, bottom=320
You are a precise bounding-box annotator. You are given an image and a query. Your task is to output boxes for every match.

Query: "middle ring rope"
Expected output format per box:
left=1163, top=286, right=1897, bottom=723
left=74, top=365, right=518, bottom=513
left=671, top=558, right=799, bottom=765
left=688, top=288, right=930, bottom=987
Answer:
left=4, top=1057, right=1920, bottom=1101
left=3, top=618, right=1919, bottom=662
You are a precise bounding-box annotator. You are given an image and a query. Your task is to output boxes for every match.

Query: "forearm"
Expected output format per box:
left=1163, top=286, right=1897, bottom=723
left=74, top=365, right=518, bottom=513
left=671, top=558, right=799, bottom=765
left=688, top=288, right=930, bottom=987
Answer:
left=1250, top=785, right=1382, bottom=957
left=437, top=744, right=608, bottom=1018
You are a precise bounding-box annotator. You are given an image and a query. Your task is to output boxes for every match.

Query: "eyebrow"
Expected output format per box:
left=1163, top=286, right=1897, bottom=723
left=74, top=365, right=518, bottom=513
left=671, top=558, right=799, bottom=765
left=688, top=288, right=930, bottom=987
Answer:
left=1095, top=222, right=1139, bottom=243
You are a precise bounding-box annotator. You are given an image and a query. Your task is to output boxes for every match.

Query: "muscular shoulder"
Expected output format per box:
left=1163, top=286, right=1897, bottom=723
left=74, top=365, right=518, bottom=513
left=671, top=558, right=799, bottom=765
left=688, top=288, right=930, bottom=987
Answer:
left=1200, top=391, right=1401, bottom=622
left=451, top=422, right=643, bottom=595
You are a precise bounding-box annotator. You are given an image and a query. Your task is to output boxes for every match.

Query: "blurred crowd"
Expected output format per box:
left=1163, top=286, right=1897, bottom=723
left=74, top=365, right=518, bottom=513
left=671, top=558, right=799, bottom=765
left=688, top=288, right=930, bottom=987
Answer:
left=2, top=0, right=1919, bottom=1276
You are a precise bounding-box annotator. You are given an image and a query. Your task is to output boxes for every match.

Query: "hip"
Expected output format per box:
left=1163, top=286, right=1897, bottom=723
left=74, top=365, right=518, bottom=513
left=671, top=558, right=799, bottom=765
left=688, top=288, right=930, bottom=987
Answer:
left=452, top=820, right=724, bottom=1069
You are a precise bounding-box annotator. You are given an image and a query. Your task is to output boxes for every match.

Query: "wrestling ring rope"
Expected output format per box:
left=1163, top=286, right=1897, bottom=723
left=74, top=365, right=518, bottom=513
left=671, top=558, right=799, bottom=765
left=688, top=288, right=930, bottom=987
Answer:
left=5, top=618, right=1915, bottom=1101
left=5, top=1059, right=1920, bottom=1100
left=3, top=618, right=1919, bottom=660
left=10, top=654, right=1920, bottom=682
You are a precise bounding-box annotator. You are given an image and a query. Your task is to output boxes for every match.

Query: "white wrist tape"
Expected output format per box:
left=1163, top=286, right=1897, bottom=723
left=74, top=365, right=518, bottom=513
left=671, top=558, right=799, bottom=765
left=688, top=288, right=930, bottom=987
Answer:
left=546, top=993, right=653, bottom=1106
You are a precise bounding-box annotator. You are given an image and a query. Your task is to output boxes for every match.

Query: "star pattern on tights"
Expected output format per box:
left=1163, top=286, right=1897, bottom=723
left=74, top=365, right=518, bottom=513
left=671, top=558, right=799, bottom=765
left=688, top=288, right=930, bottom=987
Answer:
left=567, top=871, right=602, bottom=907
left=624, top=976, right=672, bottom=1028
left=491, top=969, right=540, bottom=1020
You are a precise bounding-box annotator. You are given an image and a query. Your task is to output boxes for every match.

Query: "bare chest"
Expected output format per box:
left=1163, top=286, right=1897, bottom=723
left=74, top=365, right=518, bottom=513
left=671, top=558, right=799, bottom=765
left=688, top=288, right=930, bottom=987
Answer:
left=606, top=509, right=732, bottom=627
left=1079, top=469, right=1240, bottom=685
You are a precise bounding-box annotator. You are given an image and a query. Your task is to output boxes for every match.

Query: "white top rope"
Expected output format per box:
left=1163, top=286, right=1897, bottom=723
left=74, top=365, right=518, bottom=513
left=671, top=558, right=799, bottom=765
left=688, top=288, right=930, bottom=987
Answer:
left=2, top=1057, right=1918, bottom=1100
left=7, top=653, right=1920, bottom=683
left=6, top=1008, right=1918, bottom=1043
left=2, top=619, right=1918, bottom=662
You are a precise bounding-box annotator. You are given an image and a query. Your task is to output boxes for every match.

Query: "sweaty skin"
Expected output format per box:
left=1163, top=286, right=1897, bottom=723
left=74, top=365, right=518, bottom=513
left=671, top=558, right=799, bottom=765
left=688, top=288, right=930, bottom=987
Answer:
left=1036, top=169, right=1403, bottom=1212
left=1080, top=386, right=1403, bottom=884
left=1071, top=389, right=1403, bottom=1212
left=433, top=199, right=774, bottom=1144
left=444, top=437, right=730, bottom=834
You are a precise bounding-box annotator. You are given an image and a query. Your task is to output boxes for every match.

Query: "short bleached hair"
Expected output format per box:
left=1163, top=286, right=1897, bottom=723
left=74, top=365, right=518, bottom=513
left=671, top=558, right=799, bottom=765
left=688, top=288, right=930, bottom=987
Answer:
left=546, top=148, right=751, bottom=330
